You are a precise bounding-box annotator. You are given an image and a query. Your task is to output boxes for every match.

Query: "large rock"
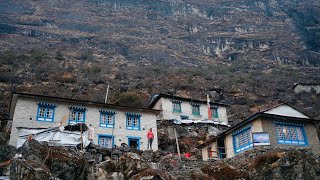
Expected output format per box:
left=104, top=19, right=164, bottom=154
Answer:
left=14, top=139, right=90, bottom=180
left=0, top=145, right=15, bottom=175
left=130, top=168, right=174, bottom=180
left=10, top=158, right=52, bottom=180
left=118, top=152, right=149, bottom=179
left=157, top=154, right=182, bottom=171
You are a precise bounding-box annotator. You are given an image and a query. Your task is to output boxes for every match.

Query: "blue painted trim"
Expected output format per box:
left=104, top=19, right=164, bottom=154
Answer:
left=127, top=136, right=141, bottom=150
left=274, top=122, right=308, bottom=146
left=36, top=103, right=55, bottom=122
left=232, top=125, right=252, bottom=135
left=126, top=114, right=141, bottom=131
left=99, top=112, right=115, bottom=128
left=274, top=121, right=304, bottom=126
left=37, top=102, right=56, bottom=107
left=125, top=112, right=141, bottom=117
left=68, top=106, right=86, bottom=111
left=232, top=126, right=253, bottom=154
left=97, top=134, right=114, bottom=148
left=100, top=110, right=117, bottom=114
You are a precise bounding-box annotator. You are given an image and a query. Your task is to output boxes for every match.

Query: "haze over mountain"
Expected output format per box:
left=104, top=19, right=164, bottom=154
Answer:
left=0, top=0, right=320, bottom=121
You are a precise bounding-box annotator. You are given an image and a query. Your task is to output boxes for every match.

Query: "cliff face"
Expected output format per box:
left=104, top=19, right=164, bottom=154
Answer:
left=0, top=0, right=320, bottom=121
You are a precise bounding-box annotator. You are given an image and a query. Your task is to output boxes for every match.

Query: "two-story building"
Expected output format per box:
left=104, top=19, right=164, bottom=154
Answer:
left=8, top=93, right=160, bottom=150
left=148, top=93, right=228, bottom=125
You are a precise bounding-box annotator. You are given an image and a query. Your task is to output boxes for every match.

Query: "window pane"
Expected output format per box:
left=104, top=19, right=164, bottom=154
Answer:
left=127, top=117, right=132, bottom=126
left=46, top=108, right=53, bottom=118
left=234, top=128, right=252, bottom=152
left=289, top=127, right=297, bottom=140
left=77, top=112, right=83, bottom=121
left=101, top=114, right=106, bottom=124
left=276, top=125, right=284, bottom=139
left=107, top=115, right=113, bottom=124
left=39, top=108, right=45, bottom=117
left=133, top=117, right=138, bottom=126
left=71, top=111, right=76, bottom=120
left=173, top=102, right=181, bottom=112
left=296, top=127, right=304, bottom=141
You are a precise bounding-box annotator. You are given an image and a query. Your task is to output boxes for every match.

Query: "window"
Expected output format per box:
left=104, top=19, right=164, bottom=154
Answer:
left=100, top=110, right=116, bottom=128
left=98, top=135, right=113, bottom=148
left=126, top=113, right=140, bottom=130
left=191, top=105, right=200, bottom=116
left=233, top=126, right=253, bottom=153
left=69, top=107, right=86, bottom=124
left=172, top=101, right=182, bottom=113
left=211, top=107, right=219, bottom=118
left=37, top=103, right=56, bottom=122
left=275, top=122, right=308, bottom=145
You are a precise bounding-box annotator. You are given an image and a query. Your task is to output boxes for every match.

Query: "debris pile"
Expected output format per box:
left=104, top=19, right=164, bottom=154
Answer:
left=1, top=139, right=320, bottom=179
left=157, top=120, right=228, bottom=154
left=194, top=147, right=320, bottom=180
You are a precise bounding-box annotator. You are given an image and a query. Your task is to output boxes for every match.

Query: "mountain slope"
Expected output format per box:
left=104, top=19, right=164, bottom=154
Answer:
left=0, top=0, right=319, bottom=121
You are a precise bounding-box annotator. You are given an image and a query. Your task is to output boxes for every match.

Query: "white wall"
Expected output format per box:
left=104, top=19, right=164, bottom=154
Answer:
left=156, top=97, right=228, bottom=124
left=294, top=85, right=320, bottom=94
left=264, top=105, right=309, bottom=119
left=9, top=96, right=158, bottom=150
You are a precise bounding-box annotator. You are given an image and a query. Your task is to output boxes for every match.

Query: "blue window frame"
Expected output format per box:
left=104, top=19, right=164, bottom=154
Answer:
left=232, top=126, right=253, bottom=154
left=127, top=136, right=141, bottom=150
left=171, top=100, right=182, bottom=113
left=126, top=113, right=141, bottom=130
left=68, top=107, right=86, bottom=124
left=100, top=110, right=116, bottom=128
left=275, top=122, right=308, bottom=145
left=98, top=134, right=114, bottom=148
left=211, top=107, right=219, bottom=118
left=191, top=104, right=200, bottom=116
left=36, top=103, right=56, bottom=122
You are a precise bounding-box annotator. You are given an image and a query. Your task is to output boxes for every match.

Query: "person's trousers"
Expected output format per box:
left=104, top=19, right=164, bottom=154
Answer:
left=148, top=138, right=153, bottom=150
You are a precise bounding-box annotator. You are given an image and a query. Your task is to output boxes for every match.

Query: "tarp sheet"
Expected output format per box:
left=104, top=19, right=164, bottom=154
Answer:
left=16, top=127, right=90, bottom=148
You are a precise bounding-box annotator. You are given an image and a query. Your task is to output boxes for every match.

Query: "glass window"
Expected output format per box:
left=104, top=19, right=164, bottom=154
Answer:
left=98, top=135, right=113, bottom=148
left=126, top=115, right=140, bottom=130
left=100, top=112, right=115, bottom=128
left=172, top=102, right=182, bottom=113
left=275, top=123, right=307, bottom=145
left=233, top=127, right=253, bottom=153
left=211, top=108, right=219, bottom=118
left=192, top=105, right=200, bottom=116
left=37, top=104, right=55, bottom=122
left=69, top=109, right=85, bottom=124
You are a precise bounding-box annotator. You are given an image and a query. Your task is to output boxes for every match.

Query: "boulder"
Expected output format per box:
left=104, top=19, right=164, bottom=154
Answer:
left=118, top=152, right=149, bottom=179
left=157, top=154, right=182, bottom=171
left=130, top=168, right=174, bottom=180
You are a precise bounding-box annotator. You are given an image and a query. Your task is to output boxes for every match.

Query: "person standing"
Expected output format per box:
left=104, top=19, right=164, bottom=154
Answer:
left=147, top=128, right=154, bottom=150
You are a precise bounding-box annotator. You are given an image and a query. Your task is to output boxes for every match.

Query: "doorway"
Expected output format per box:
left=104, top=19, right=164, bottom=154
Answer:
left=128, top=138, right=140, bottom=149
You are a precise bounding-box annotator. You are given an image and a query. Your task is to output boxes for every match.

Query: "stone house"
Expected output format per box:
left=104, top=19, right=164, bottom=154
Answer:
left=199, top=104, right=320, bottom=161
left=293, top=83, right=320, bottom=94
left=8, top=93, right=160, bottom=150
left=148, top=93, right=228, bottom=124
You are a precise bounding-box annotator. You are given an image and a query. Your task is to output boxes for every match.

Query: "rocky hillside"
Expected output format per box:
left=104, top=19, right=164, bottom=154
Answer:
left=0, top=0, right=320, bottom=121
left=1, top=140, right=320, bottom=179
